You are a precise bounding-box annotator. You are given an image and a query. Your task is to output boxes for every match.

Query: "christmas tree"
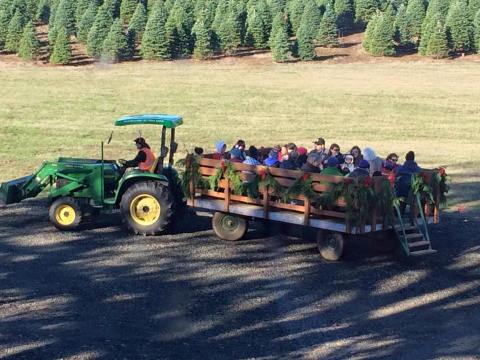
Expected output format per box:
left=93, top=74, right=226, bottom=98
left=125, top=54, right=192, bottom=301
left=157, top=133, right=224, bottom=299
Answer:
left=363, top=11, right=395, bottom=56
left=406, top=0, right=426, bottom=44
left=5, top=10, right=26, bottom=52
left=141, top=0, right=171, bottom=60
left=18, top=20, right=39, bottom=60
left=269, top=12, right=289, bottom=62
left=334, top=0, right=354, bottom=30
left=120, top=0, right=137, bottom=23
left=426, top=19, right=448, bottom=58
left=355, top=0, right=379, bottom=25
left=446, top=0, right=474, bottom=53
left=87, top=4, right=113, bottom=57
left=317, top=4, right=339, bottom=47
left=101, top=18, right=128, bottom=62
left=246, top=6, right=268, bottom=48
left=395, top=3, right=410, bottom=45
left=77, top=1, right=97, bottom=43
left=127, top=1, right=147, bottom=43
left=50, top=26, right=71, bottom=63
left=192, top=15, right=212, bottom=58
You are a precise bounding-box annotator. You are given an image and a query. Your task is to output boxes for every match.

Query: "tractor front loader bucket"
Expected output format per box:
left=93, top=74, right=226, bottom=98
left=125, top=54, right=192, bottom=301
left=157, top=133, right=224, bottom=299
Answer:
left=0, top=175, right=34, bottom=206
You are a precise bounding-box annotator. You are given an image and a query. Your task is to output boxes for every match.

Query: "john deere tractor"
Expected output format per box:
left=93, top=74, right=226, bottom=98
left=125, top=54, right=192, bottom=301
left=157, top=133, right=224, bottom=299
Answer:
left=0, top=114, right=185, bottom=235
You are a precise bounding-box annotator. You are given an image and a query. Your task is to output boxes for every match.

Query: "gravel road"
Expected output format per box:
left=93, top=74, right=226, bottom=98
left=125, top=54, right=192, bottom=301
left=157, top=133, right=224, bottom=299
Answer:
left=1, top=199, right=479, bottom=360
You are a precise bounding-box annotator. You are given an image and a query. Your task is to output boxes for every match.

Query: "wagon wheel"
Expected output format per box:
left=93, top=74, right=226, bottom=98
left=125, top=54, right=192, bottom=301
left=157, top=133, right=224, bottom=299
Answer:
left=212, top=212, right=248, bottom=241
left=316, top=230, right=345, bottom=261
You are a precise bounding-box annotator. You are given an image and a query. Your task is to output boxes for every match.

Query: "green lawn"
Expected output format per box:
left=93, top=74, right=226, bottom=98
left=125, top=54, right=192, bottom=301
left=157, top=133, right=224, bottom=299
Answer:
left=0, top=60, right=479, bottom=210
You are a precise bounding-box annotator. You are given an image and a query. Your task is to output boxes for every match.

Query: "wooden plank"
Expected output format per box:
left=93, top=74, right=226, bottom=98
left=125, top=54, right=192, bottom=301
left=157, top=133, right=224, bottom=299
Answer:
left=311, top=208, right=347, bottom=219
left=304, top=196, right=310, bottom=226
left=262, top=186, right=269, bottom=219
left=199, top=157, right=222, bottom=167
left=199, top=167, right=218, bottom=176
left=269, top=201, right=305, bottom=213
left=224, top=176, right=230, bottom=212
left=267, top=167, right=303, bottom=179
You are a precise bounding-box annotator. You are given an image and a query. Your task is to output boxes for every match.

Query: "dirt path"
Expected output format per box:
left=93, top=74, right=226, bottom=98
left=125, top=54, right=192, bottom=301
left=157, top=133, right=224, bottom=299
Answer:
left=0, top=200, right=479, bottom=359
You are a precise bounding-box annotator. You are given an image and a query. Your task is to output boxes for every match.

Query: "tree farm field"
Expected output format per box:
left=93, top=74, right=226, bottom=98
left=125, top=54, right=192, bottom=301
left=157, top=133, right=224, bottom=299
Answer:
left=0, top=59, right=479, bottom=211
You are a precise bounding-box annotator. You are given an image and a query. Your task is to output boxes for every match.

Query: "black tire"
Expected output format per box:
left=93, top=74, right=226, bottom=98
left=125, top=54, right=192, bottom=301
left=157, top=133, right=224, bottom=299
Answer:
left=162, top=167, right=187, bottom=228
left=120, top=181, right=174, bottom=235
left=49, top=197, right=83, bottom=231
left=316, top=230, right=345, bottom=261
left=212, top=212, right=248, bottom=241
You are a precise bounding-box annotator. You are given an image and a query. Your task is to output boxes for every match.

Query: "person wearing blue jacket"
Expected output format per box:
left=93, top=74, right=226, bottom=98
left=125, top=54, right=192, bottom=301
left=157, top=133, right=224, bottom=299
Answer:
left=395, top=151, right=421, bottom=198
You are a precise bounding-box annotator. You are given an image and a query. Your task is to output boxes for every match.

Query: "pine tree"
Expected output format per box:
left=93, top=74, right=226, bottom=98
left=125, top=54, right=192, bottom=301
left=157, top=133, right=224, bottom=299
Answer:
left=127, top=1, right=147, bottom=43
left=269, top=12, right=289, bottom=62
left=141, top=0, right=171, bottom=60
left=419, top=11, right=440, bottom=54
left=302, top=0, right=321, bottom=35
left=165, top=0, right=193, bottom=58
left=406, top=0, right=426, bottom=44
left=10, top=0, right=28, bottom=19
left=49, top=0, right=76, bottom=45
left=395, top=3, right=410, bottom=45
left=120, top=0, right=137, bottom=23
left=317, top=4, right=339, bottom=47
left=87, top=4, right=113, bottom=57
left=296, top=4, right=317, bottom=60
left=475, top=9, right=480, bottom=52
left=5, top=10, right=26, bottom=52
left=355, top=0, right=379, bottom=24
left=18, top=20, right=39, bottom=59
left=77, top=1, right=96, bottom=43
left=363, top=11, right=395, bottom=56
left=246, top=6, right=268, bottom=48
left=36, top=0, right=51, bottom=23
left=334, top=0, right=354, bottom=29
left=101, top=18, right=128, bottom=62
left=218, top=3, right=241, bottom=52
left=75, top=0, right=90, bottom=26
left=426, top=19, right=448, bottom=57
left=256, top=0, right=271, bottom=39
left=0, top=9, right=11, bottom=48
left=469, top=0, right=480, bottom=17
left=446, top=0, right=474, bottom=53
left=50, top=26, right=71, bottom=63
left=287, top=0, right=305, bottom=34
left=192, top=15, right=212, bottom=58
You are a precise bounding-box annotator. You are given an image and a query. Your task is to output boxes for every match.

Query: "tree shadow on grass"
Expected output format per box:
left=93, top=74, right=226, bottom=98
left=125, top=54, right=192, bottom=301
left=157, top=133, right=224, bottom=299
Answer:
left=0, top=198, right=479, bottom=359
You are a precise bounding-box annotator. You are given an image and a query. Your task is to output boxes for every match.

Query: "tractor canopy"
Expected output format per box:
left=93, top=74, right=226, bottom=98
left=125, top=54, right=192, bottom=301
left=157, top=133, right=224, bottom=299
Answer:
left=115, top=114, right=183, bottom=128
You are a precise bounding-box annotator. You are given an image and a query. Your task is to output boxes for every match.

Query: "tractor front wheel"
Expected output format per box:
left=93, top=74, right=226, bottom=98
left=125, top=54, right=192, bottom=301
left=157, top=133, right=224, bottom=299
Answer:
left=212, top=212, right=248, bottom=241
left=49, top=197, right=83, bottom=231
left=120, top=181, right=174, bottom=235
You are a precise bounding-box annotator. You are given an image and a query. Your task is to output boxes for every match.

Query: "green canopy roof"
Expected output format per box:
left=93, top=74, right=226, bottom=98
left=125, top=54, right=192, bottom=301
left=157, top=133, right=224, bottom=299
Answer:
left=115, top=114, right=183, bottom=128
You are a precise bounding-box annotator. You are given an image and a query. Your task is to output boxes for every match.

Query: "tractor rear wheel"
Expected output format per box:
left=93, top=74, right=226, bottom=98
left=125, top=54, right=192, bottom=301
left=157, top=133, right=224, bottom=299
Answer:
left=49, top=197, right=83, bottom=231
left=316, top=230, right=345, bottom=261
left=212, top=212, right=248, bottom=241
left=120, top=181, right=174, bottom=235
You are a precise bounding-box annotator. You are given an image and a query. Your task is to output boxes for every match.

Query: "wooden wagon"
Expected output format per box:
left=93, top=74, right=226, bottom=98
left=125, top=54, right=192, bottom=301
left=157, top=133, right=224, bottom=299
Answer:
left=184, top=156, right=442, bottom=261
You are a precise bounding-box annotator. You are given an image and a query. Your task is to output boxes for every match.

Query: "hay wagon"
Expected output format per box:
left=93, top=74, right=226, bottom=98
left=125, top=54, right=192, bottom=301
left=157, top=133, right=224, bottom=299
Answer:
left=184, top=156, right=442, bottom=261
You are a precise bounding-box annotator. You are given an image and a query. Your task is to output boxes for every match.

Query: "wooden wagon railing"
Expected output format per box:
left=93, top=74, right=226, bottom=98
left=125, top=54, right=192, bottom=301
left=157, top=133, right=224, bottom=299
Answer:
left=185, top=156, right=440, bottom=234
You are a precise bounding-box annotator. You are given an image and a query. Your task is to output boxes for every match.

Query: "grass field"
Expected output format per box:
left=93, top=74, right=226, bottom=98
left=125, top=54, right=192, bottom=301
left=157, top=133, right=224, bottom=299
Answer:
left=0, top=59, right=479, bottom=210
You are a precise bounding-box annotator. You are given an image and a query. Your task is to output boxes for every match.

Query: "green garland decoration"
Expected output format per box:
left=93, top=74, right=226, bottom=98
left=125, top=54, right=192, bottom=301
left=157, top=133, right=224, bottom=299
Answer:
left=341, top=176, right=376, bottom=229
left=411, top=173, right=434, bottom=204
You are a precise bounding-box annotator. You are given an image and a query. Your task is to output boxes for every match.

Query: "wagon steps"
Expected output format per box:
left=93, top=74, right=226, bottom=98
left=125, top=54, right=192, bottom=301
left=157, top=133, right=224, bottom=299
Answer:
left=392, top=192, right=437, bottom=257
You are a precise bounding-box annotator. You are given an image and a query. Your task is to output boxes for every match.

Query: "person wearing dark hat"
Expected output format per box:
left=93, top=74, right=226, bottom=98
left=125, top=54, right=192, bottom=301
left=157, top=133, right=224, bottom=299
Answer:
left=395, top=151, right=421, bottom=198
left=348, top=160, right=370, bottom=177
left=301, top=137, right=329, bottom=173
left=320, top=157, right=343, bottom=176
left=118, top=137, right=156, bottom=171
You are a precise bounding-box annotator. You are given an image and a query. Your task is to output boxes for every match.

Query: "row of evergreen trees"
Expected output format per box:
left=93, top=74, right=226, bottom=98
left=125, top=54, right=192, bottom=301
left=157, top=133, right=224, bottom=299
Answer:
left=1, top=0, right=480, bottom=64
left=362, top=0, right=480, bottom=58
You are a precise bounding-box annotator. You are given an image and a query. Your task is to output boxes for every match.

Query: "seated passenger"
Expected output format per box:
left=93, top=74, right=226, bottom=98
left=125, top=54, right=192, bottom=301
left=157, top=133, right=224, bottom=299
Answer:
left=325, top=143, right=344, bottom=167
left=120, top=137, right=156, bottom=171
left=230, top=148, right=244, bottom=163
left=348, top=160, right=370, bottom=177
left=243, top=146, right=261, bottom=166
left=320, top=157, right=343, bottom=176
left=396, top=151, right=421, bottom=198
left=382, top=160, right=396, bottom=176
left=385, top=153, right=399, bottom=171
left=296, top=147, right=308, bottom=168
left=350, top=146, right=363, bottom=167
left=301, top=139, right=328, bottom=173
left=231, top=140, right=246, bottom=161
left=279, top=152, right=298, bottom=170
left=341, top=154, right=355, bottom=175
left=211, top=141, right=226, bottom=160
left=362, top=147, right=383, bottom=176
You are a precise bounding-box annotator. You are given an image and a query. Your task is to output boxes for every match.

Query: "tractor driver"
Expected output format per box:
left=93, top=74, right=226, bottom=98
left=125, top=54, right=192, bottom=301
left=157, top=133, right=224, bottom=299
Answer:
left=118, top=137, right=156, bottom=171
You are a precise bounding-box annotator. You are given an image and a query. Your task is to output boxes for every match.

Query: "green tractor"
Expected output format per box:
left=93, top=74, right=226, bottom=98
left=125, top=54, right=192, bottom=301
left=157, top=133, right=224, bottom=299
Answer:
left=0, top=114, right=185, bottom=235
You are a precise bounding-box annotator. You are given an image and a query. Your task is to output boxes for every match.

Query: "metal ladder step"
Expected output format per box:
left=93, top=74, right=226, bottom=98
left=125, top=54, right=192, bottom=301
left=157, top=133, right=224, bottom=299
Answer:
left=408, top=240, right=430, bottom=248
left=409, top=249, right=437, bottom=256
left=405, top=233, right=423, bottom=239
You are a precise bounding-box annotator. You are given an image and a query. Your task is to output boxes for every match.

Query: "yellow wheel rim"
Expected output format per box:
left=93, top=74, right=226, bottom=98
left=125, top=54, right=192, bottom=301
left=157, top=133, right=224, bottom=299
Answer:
left=129, top=194, right=161, bottom=226
left=55, top=204, right=76, bottom=226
